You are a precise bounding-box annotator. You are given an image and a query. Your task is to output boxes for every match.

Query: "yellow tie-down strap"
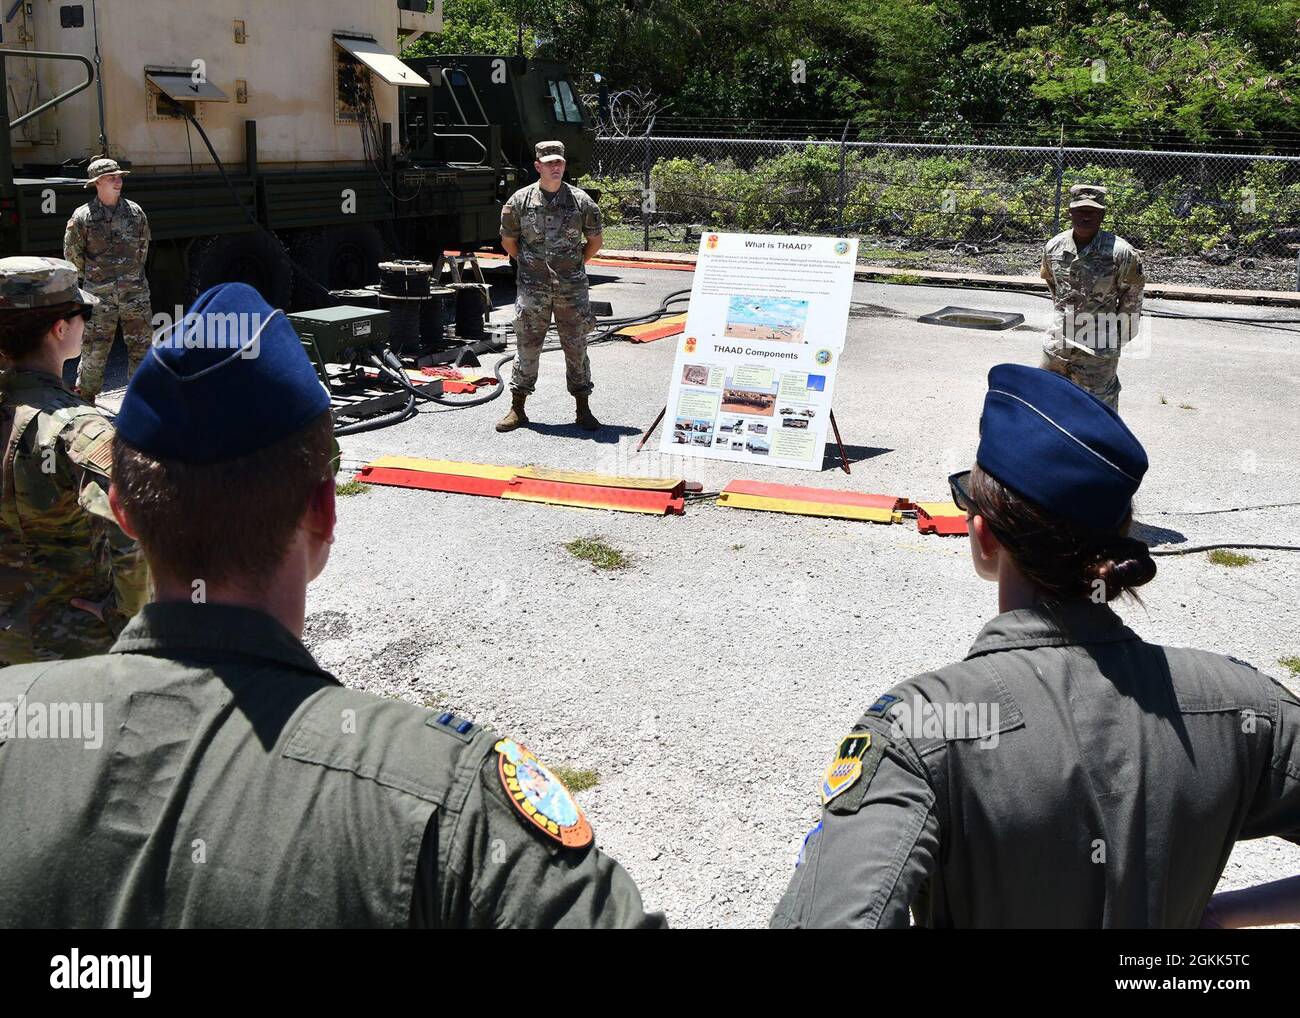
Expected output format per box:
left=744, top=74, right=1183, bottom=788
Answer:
left=367, top=456, right=519, bottom=481
left=514, top=466, right=683, bottom=491
left=718, top=491, right=903, bottom=524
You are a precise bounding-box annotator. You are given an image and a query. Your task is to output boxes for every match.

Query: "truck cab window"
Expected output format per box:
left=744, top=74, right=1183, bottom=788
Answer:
left=547, top=79, right=583, bottom=124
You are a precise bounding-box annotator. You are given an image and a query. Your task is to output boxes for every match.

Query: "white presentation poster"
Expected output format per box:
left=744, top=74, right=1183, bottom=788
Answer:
left=660, top=232, right=858, bottom=471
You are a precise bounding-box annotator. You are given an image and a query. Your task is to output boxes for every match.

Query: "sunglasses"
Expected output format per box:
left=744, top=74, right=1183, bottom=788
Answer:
left=329, top=436, right=342, bottom=478
left=948, top=470, right=975, bottom=514
left=65, top=305, right=93, bottom=322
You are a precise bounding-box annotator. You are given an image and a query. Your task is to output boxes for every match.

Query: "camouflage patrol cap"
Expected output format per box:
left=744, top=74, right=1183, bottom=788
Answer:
left=85, top=157, right=130, bottom=187
left=1068, top=184, right=1107, bottom=210
left=0, top=256, right=99, bottom=311
left=535, top=141, right=566, bottom=163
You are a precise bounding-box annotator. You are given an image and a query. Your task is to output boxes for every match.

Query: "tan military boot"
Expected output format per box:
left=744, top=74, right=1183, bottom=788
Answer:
left=574, top=393, right=601, bottom=431
left=495, top=390, right=528, bottom=432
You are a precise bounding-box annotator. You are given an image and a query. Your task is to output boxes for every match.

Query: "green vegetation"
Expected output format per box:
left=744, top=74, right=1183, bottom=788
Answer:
left=564, top=537, right=630, bottom=570
left=1207, top=549, right=1256, bottom=567
left=1279, top=656, right=1300, bottom=677
left=580, top=148, right=1300, bottom=254
left=335, top=480, right=370, bottom=497
left=551, top=765, right=601, bottom=793
left=430, top=2, right=1300, bottom=146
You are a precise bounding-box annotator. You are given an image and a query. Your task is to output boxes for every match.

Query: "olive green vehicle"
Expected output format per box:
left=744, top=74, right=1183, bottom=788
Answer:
left=0, top=1, right=595, bottom=311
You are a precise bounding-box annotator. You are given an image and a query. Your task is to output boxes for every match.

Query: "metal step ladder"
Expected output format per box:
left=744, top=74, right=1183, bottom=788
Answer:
left=433, top=251, right=492, bottom=324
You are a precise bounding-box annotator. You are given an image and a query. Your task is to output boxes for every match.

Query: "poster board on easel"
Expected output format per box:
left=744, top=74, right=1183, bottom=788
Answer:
left=656, top=233, right=858, bottom=472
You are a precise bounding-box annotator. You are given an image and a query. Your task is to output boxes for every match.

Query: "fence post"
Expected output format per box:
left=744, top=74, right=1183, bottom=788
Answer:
left=837, top=120, right=850, bottom=235
left=642, top=116, right=655, bottom=253
left=1052, top=125, right=1065, bottom=234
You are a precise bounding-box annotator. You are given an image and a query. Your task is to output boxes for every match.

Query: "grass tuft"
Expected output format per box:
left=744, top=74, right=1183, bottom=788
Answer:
left=1207, top=549, right=1255, bottom=567
left=551, top=765, right=600, bottom=793
left=564, top=537, right=629, bottom=570
left=335, top=480, right=370, bottom=497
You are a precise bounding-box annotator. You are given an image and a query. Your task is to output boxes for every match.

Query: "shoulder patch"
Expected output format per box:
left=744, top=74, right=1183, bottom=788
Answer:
left=61, top=413, right=116, bottom=477
left=824, top=730, right=892, bottom=815
left=495, top=737, right=592, bottom=848
left=821, top=730, right=873, bottom=805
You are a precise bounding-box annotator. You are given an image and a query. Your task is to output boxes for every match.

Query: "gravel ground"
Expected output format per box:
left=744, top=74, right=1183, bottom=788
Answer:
left=99, top=264, right=1300, bottom=928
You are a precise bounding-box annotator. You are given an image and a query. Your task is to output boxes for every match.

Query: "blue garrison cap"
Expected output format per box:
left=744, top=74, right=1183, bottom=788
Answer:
left=116, top=282, right=330, bottom=464
left=977, top=364, right=1147, bottom=529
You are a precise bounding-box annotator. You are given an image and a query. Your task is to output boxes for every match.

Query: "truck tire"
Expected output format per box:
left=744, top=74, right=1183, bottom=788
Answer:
left=286, top=224, right=390, bottom=308
left=187, top=231, right=294, bottom=310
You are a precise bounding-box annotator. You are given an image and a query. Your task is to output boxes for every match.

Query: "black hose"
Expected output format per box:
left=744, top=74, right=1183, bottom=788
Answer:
left=377, top=349, right=506, bottom=409
left=1150, top=543, right=1300, bottom=556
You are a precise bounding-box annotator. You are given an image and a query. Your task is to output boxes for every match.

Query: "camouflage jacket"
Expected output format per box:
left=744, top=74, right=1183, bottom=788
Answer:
left=501, top=182, right=602, bottom=292
left=1040, top=229, right=1145, bottom=356
left=0, top=368, right=149, bottom=665
left=63, top=197, right=151, bottom=294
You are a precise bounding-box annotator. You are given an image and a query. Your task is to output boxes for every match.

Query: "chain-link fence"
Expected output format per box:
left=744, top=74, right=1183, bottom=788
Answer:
left=582, top=129, right=1300, bottom=292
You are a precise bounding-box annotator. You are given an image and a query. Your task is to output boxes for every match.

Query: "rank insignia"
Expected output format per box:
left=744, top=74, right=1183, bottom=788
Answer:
left=821, top=730, right=872, bottom=804
left=495, top=738, right=593, bottom=848
left=866, top=693, right=901, bottom=718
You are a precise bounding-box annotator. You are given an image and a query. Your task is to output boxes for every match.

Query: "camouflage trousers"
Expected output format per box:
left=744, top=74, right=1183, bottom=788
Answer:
left=1040, top=341, right=1121, bottom=411
left=511, top=287, right=594, bottom=396
left=77, top=287, right=152, bottom=402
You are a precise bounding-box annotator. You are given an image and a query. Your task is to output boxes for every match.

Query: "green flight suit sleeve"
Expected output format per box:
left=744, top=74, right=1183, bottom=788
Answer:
left=1241, top=677, right=1300, bottom=845
left=771, top=718, right=941, bottom=928
left=63, top=212, right=86, bottom=277
left=428, top=747, right=667, bottom=929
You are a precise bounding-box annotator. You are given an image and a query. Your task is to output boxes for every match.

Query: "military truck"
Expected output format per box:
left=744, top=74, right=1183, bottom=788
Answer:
left=0, top=0, right=595, bottom=311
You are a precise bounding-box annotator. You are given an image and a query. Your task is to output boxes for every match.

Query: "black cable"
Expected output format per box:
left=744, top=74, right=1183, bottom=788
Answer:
left=332, top=391, right=417, bottom=435
left=1151, top=543, right=1300, bottom=556
left=376, top=349, right=506, bottom=409
left=1149, top=501, right=1300, bottom=517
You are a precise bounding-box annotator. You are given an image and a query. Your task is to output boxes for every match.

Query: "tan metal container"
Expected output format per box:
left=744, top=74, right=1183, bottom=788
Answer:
left=2, top=0, right=441, bottom=169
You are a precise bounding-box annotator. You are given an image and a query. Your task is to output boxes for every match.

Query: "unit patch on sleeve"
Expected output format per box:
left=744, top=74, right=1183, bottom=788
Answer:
left=495, top=738, right=593, bottom=848
left=821, top=730, right=873, bottom=805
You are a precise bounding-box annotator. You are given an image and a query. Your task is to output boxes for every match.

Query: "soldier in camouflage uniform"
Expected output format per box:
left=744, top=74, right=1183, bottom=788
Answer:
left=63, top=157, right=153, bottom=404
left=1039, top=184, right=1145, bottom=412
left=0, top=257, right=149, bottom=666
left=497, top=141, right=604, bottom=433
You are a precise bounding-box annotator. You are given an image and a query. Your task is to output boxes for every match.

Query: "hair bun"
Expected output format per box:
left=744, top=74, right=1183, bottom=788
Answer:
left=1092, top=536, right=1157, bottom=598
